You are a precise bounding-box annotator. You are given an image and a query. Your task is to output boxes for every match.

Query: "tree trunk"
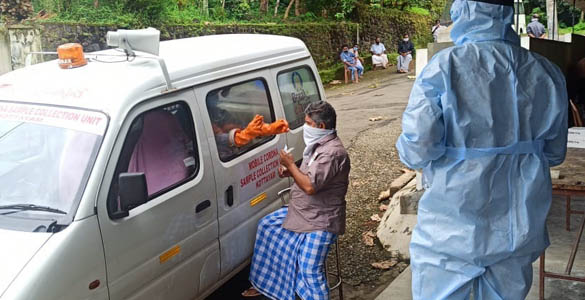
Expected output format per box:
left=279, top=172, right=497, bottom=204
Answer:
left=94, top=0, right=98, bottom=8
left=284, top=0, right=294, bottom=19
left=274, top=0, right=280, bottom=16
left=294, top=0, right=300, bottom=16
left=222, top=0, right=225, bottom=9
left=201, top=0, right=208, bottom=16
left=260, top=0, right=268, bottom=13
left=546, top=0, right=559, bottom=40
left=581, top=10, right=584, bottom=23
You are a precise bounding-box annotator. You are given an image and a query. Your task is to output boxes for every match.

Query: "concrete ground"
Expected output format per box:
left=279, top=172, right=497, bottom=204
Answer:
left=375, top=197, right=585, bottom=300
left=325, top=70, right=414, bottom=146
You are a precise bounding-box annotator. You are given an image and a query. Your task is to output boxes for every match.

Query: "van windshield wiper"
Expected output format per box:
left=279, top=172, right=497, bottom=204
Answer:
left=0, top=204, right=67, bottom=215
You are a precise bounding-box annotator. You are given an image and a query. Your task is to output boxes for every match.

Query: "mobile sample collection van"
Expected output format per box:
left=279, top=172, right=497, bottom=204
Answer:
left=0, top=28, right=325, bottom=300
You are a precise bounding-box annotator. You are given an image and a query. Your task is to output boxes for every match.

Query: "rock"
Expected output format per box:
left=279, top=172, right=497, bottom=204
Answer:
left=370, top=214, right=382, bottom=222
left=371, top=260, right=398, bottom=270
left=362, top=231, right=376, bottom=247
left=389, top=171, right=415, bottom=197
left=369, top=116, right=383, bottom=122
left=376, top=179, right=423, bottom=259
left=398, top=180, right=424, bottom=215
left=378, top=189, right=391, bottom=201
left=388, top=250, right=401, bottom=259
left=379, top=204, right=389, bottom=211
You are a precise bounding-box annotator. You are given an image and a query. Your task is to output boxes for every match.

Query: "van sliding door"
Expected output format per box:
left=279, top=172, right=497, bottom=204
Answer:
left=196, top=70, right=288, bottom=277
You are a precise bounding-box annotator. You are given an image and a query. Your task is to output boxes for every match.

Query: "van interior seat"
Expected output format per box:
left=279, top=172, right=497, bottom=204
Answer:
left=128, top=110, right=190, bottom=196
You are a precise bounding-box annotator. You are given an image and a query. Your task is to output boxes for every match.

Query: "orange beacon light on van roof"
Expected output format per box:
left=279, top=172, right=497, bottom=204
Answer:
left=57, top=43, right=87, bottom=69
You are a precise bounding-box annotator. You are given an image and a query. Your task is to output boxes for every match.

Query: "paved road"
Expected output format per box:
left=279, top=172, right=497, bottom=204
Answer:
left=206, top=70, right=414, bottom=300
left=326, top=72, right=413, bottom=146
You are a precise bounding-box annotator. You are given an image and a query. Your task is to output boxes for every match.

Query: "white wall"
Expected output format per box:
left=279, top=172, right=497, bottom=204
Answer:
left=0, top=28, right=11, bottom=75
left=0, top=26, right=43, bottom=75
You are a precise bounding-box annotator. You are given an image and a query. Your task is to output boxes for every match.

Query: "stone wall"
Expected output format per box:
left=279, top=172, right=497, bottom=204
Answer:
left=0, top=27, right=10, bottom=74
left=38, top=8, right=433, bottom=71
left=39, top=22, right=360, bottom=70
left=356, top=4, right=434, bottom=55
left=0, top=25, right=43, bottom=75
left=10, top=8, right=432, bottom=80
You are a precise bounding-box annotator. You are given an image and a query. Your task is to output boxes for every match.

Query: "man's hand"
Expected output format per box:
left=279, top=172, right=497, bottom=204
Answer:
left=280, top=150, right=315, bottom=195
left=280, top=149, right=294, bottom=169
left=278, top=165, right=291, bottom=178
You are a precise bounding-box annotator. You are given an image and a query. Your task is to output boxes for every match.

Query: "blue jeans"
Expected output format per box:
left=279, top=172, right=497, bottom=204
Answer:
left=348, top=65, right=363, bottom=80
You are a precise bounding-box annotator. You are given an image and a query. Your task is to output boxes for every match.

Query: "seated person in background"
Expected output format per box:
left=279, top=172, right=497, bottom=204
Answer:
left=340, top=44, right=363, bottom=83
left=397, top=34, right=414, bottom=73
left=370, top=37, right=388, bottom=70
left=349, top=43, right=365, bottom=74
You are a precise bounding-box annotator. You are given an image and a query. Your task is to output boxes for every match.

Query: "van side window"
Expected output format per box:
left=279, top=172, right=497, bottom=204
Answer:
left=206, top=79, right=275, bottom=162
left=277, top=67, right=321, bottom=129
left=107, top=102, right=198, bottom=217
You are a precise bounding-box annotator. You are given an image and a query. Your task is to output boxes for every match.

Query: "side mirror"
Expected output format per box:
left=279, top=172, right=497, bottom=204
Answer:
left=118, top=172, right=148, bottom=213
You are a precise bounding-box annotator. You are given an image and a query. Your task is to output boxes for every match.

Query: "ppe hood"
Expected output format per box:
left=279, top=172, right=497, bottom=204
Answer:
left=0, top=229, right=51, bottom=296
left=450, top=0, right=520, bottom=46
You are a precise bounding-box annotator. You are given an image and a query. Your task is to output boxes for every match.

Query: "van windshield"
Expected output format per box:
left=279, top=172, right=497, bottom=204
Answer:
left=0, top=102, right=106, bottom=225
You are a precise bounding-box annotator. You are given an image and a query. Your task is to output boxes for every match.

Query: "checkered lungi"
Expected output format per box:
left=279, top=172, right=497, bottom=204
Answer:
left=249, top=207, right=337, bottom=300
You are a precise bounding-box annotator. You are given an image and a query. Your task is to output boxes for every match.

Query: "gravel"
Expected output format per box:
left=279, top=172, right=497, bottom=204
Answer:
left=327, top=116, right=410, bottom=299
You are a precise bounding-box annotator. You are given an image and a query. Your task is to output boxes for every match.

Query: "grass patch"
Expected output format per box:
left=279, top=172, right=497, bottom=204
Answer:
left=406, top=7, right=430, bottom=16
left=559, top=22, right=585, bottom=36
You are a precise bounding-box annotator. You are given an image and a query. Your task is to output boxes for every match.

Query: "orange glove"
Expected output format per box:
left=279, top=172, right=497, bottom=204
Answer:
left=261, top=119, right=290, bottom=136
left=232, top=115, right=264, bottom=146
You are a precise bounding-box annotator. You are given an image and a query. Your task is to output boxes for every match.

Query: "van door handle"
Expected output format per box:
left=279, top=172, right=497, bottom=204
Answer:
left=225, top=186, right=234, bottom=207
left=195, top=200, right=211, bottom=213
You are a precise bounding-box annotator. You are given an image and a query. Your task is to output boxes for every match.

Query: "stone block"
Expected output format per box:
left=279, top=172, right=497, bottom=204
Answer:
left=390, top=171, right=415, bottom=197
left=376, top=178, right=423, bottom=259
left=376, top=190, right=418, bottom=259
left=398, top=179, right=424, bottom=215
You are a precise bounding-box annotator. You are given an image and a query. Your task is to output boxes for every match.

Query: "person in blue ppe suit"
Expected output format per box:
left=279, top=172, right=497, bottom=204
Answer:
left=396, top=0, right=568, bottom=299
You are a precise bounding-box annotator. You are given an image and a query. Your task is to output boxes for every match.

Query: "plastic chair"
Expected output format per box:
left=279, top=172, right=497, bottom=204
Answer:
left=278, top=188, right=344, bottom=300
left=343, top=65, right=358, bottom=84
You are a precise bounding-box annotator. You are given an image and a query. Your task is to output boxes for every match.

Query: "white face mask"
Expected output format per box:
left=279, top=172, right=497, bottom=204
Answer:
left=403, top=38, right=409, bottom=42
left=302, top=123, right=335, bottom=158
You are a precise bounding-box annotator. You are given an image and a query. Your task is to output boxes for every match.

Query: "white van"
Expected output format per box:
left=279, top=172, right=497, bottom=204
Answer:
left=0, top=31, right=325, bottom=299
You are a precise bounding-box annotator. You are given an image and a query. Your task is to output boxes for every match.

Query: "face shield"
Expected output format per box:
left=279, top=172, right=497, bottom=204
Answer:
left=440, top=0, right=515, bottom=26
left=440, top=0, right=455, bottom=26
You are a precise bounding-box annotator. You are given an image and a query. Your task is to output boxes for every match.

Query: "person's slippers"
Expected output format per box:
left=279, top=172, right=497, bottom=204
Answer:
left=241, top=287, right=261, bottom=297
